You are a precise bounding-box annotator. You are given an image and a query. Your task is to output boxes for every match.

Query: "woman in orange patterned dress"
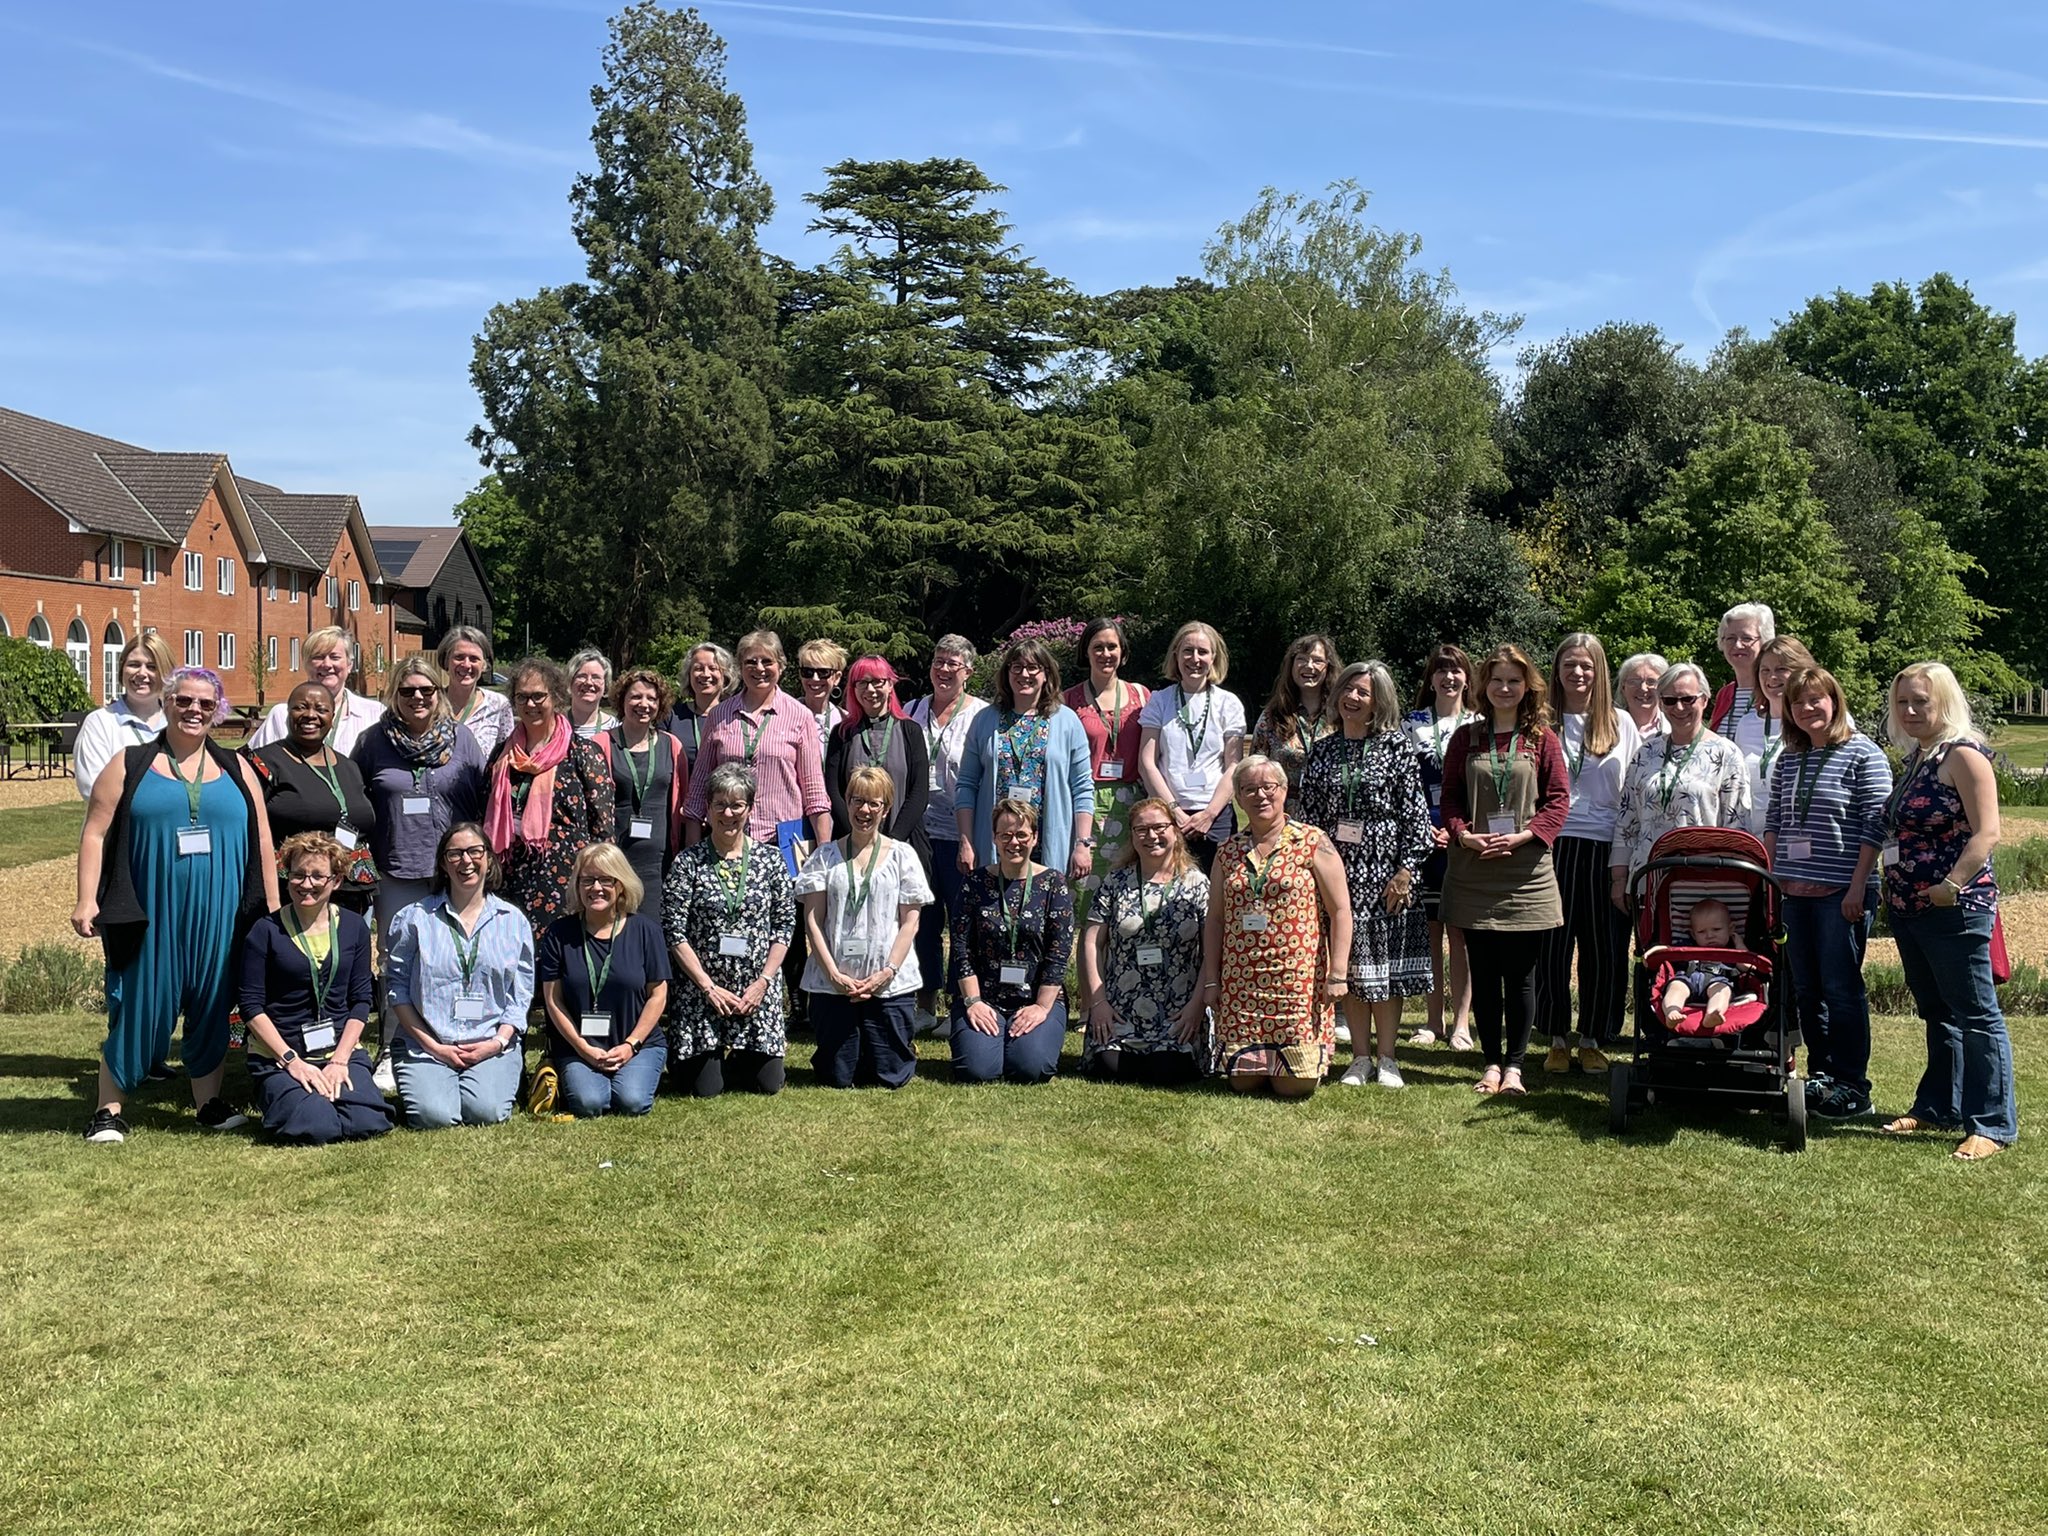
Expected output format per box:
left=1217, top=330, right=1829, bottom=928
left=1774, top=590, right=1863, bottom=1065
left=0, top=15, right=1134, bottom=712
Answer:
left=1198, top=755, right=1353, bottom=1097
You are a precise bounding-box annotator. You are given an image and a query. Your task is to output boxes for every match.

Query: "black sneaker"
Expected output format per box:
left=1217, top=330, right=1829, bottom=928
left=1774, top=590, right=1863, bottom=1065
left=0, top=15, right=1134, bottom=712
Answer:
left=1811, top=1083, right=1873, bottom=1121
left=145, top=1063, right=178, bottom=1083
left=1802, top=1072, right=1834, bottom=1102
left=196, top=1097, right=248, bottom=1132
left=84, top=1107, right=128, bottom=1144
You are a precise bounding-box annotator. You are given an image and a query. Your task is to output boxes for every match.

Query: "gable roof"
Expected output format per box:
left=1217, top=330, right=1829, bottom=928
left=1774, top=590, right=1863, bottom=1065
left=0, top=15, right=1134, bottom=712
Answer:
left=369, top=524, right=464, bottom=589
left=237, top=477, right=387, bottom=584
left=0, top=404, right=219, bottom=544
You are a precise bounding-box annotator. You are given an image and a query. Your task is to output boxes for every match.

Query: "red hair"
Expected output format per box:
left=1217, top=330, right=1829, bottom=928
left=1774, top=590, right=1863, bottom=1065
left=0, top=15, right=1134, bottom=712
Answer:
left=838, top=655, right=911, bottom=734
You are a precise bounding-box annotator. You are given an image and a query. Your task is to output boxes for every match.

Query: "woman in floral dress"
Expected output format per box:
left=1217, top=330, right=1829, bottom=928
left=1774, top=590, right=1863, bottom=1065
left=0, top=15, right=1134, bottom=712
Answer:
left=1299, top=661, right=1434, bottom=1090
left=1079, top=797, right=1209, bottom=1084
left=484, top=657, right=616, bottom=931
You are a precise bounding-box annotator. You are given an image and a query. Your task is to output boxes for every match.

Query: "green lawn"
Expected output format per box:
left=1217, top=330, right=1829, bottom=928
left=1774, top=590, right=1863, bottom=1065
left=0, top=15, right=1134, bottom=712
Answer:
left=2, top=1015, right=2043, bottom=1535
left=1992, top=719, right=2048, bottom=770
left=0, top=800, right=85, bottom=871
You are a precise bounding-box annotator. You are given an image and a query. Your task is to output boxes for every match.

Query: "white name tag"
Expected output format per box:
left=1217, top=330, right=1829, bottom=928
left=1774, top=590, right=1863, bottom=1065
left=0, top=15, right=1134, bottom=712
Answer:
left=1099, top=758, right=1123, bottom=780
left=628, top=817, right=655, bottom=840
left=839, top=942, right=869, bottom=967
left=1136, top=945, right=1164, bottom=968
left=1428, top=784, right=1442, bottom=808
left=1786, top=838, right=1813, bottom=862
left=453, top=996, right=488, bottom=1023
left=999, top=963, right=1030, bottom=987
left=1335, top=819, right=1364, bottom=845
left=1881, top=841, right=1901, bottom=868
left=929, top=765, right=944, bottom=791
left=579, top=1013, right=611, bottom=1038
left=1486, top=814, right=1517, bottom=836
left=177, top=825, right=212, bottom=856
left=1012, top=785, right=1042, bottom=804
left=402, top=795, right=432, bottom=816
left=301, top=1023, right=337, bottom=1054
left=1241, top=911, right=1269, bottom=933
left=718, top=933, right=749, bottom=957
left=333, top=825, right=359, bottom=850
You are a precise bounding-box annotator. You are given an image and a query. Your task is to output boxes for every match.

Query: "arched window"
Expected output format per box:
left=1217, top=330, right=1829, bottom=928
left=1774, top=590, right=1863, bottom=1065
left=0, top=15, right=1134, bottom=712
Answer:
left=26, top=615, right=51, bottom=648
left=0, top=613, right=11, bottom=637
left=102, top=621, right=126, bottom=704
left=65, top=618, right=90, bottom=686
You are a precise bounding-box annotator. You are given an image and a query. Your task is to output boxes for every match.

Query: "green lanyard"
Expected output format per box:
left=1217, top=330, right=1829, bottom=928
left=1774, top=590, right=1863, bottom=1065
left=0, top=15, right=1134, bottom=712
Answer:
left=1091, top=681, right=1127, bottom=749
left=1428, top=710, right=1459, bottom=763
left=1003, top=867, right=1038, bottom=957
left=1243, top=831, right=1285, bottom=902
left=1175, top=685, right=1214, bottom=758
left=738, top=707, right=774, bottom=762
left=923, top=698, right=958, bottom=764
left=1487, top=730, right=1525, bottom=807
left=841, top=835, right=885, bottom=924
left=302, top=746, right=350, bottom=821
left=861, top=715, right=898, bottom=766
left=455, top=692, right=479, bottom=725
left=438, top=904, right=483, bottom=990
left=1655, top=739, right=1697, bottom=814
left=582, top=919, right=619, bottom=1004
left=285, top=906, right=337, bottom=1023
left=1791, top=745, right=1837, bottom=826
left=1565, top=717, right=1588, bottom=783
left=687, top=714, right=703, bottom=756
left=716, top=835, right=750, bottom=924
left=1338, top=749, right=1364, bottom=818
left=164, top=745, right=205, bottom=823
left=410, top=764, right=430, bottom=793
left=618, top=731, right=654, bottom=808
left=1758, top=720, right=1784, bottom=785
left=1299, top=712, right=1323, bottom=755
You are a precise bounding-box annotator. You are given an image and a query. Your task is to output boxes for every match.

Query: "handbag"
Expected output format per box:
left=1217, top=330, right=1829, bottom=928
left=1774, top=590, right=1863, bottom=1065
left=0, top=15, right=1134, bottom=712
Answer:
left=1990, top=909, right=2012, bottom=986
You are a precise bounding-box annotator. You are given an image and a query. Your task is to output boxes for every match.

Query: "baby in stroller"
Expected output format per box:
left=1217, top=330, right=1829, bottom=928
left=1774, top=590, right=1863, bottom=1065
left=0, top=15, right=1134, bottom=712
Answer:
left=1658, top=898, right=1762, bottom=1034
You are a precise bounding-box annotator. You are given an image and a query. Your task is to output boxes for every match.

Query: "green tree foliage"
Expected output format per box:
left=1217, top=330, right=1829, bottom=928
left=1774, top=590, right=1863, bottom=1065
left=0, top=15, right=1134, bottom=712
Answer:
left=761, top=159, right=1123, bottom=661
left=0, top=636, right=92, bottom=744
left=470, top=1, right=778, bottom=663
left=452, top=476, right=535, bottom=652
left=1090, top=184, right=1515, bottom=684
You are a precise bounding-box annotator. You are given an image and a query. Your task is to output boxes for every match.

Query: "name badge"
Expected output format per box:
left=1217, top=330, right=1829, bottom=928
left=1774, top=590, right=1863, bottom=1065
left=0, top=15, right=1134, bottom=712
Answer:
left=628, top=817, right=655, bottom=841
left=1428, top=784, right=1442, bottom=808
left=579, top=1013, right=612, bottom=1039
left=1881, top=841, right=1901, bottom=869
left=333, top=824, right=359, bottom=851
left=177, top=825, right=212, bottom=857
left=999, top=963, right=1030, bottom=987
left=1012, top=784, right=1042, bottom=804
left=1136, top=945, right=1164, bottom=968
left=1486, top=814, right=1517, bottom=836
left=453, top=996, right=488, bottom=1023
left=1335, top=819, right=1364, bottom=845
left=402, top=795, right=432, bottom=816
left=929, top=764, right=944, bottom=791
left=1099, top=758, right=1123, bottom=781
left=838, top=942, right=869, bottom=967
left=718, top=933, right=749, bottom=957
left=1786, top=838, right=1813, bottom=862
left=1241, top=911, right=1269, bottom=933
left=301, top=1023, right=337, bottom=1054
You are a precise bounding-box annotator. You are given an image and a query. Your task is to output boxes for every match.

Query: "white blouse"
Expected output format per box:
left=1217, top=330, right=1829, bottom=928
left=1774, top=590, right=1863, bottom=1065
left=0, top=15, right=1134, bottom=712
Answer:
left=74, top=698, right=164, bottom=798
left=794, top=836, right=934, bottom=997
left=1558, top=709, right=1641, bottom=844
left=908, top=694, right=988, bottom=845
left=1611, top=731, right=1751, bottom=875
left=1138, top=684, right=1247, bottom=810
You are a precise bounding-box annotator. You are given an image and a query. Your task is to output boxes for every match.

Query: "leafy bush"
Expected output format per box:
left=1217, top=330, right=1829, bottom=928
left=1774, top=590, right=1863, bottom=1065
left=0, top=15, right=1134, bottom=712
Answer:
left=0, top=943, right=104, bottom=1014
left=1865, top=959, right=2048, bottom=1016
left=0, top=636, right=92, bottom=745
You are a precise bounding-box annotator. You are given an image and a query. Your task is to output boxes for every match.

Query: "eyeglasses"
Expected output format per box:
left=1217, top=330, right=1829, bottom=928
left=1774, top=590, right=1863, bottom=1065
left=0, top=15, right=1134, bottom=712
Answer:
left=1243, top=783, right=1285, bottom=800
left=513, top=691, right=551, bottom=705
left=1661, top=694, right=1706, bottom=709
left=578, top=876, right=619, bottom=890
left=741, top=657, right=778, bottom=669
left=286, top=869, right=334, bottom=885
left=931, top=657, right=967, bottom=671
left=1132, top=823, right=1175, bottom=838
left=397, top=684, right=438, bottom=698
left=445, top=846, right=489, bottom=863
left=798, top=667, right=837, bottom=680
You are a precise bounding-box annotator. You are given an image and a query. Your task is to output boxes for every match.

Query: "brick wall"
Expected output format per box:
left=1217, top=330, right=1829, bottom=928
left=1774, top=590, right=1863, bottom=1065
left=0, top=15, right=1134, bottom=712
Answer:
left=0, top=572, right=144, bottom=704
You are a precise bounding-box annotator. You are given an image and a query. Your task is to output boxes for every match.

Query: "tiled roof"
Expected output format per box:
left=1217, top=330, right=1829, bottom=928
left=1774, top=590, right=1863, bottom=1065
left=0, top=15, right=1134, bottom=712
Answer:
left=235, top=478, right=355, bottom=572
left=233, top=479, right=321, bottom=570
left=369, top=524, right=463, bottom=589
left=0, top=403, right=203, bottom=543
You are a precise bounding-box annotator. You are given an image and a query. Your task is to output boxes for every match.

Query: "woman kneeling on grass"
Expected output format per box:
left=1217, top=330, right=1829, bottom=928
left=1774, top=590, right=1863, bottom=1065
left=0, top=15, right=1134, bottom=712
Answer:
left=384, top=824, right=534, bottom=1129
left=1078, top=798, right=1209, bottom=1085
left=951, top=798, right=1076, bottom=1085
left=238, top=832, right=393, bottom=1145
left=538, top=843, right=671, bottom=1118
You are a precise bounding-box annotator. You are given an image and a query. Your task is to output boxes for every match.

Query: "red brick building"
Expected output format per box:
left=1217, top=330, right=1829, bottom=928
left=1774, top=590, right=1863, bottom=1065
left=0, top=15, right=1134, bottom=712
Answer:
left=0, top=404, right=405, bottom=708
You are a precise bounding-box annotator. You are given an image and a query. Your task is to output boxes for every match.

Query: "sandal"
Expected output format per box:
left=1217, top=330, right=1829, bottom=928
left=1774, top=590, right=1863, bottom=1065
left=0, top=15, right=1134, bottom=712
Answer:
left=1954, top=1135, right=2007, bottom=1162
left=1474, top=1066, right=1503, bottom=1095
left=1500, top=1067, right=1527, bottom=1097
left=1449, top=1028, right=1476, bottom=1052
left=1881, top=1116, right=1932, bottom=1136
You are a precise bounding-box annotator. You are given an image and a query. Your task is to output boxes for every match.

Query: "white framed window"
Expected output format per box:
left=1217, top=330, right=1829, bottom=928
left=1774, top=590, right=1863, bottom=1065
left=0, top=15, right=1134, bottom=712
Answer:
left=373, top=642, right=385, bottom=671
left=102, top=622, right=124, bottom=703
left=218, top=632, right=237, bottom=671
left=266, top=568, right=277, bottom=602
left=266, top=635, right=278, bottom=671
left=142, top=545, right=158, bottom=585
left=184, top=629, right=203, bottom=667
left=65, top=618, right=89, bottom=684
left=326, top=575, right=340, bottom=609
left=290, top=637, right=302, bottom=671
left=183, top=551, right=203, bottom=591
left=217, top=557, right=235, bottom=595
left=289, top=570, right=301, bottom=603
left=26, top=615, right=50, bottom=648
left=108, top=539, right=125, bottom=580
left=348, top=579, right=361, bottom=611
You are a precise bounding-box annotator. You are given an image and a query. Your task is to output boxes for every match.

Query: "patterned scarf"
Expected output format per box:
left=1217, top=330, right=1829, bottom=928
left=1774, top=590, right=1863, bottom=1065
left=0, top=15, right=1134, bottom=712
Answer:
left=383, top=712, right=458, bottom=771
left=485, top=714, right=572, bottom=852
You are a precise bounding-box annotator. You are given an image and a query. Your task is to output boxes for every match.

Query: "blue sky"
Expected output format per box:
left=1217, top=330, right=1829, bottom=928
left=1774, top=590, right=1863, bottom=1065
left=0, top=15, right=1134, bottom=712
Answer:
left=4, top=1, right=2048, bottom=525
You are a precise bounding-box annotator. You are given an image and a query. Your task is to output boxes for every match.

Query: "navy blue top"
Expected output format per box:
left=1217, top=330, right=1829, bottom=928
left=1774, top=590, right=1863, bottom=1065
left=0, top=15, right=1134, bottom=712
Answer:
left=537, top=910, right=672, bottom=1050
left=238, top=906, right=375, bottom=1059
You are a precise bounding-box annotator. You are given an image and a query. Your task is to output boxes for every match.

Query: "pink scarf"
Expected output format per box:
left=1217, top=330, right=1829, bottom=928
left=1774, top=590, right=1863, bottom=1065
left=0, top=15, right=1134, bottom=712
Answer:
left=485, top=714, right=572, bottom=852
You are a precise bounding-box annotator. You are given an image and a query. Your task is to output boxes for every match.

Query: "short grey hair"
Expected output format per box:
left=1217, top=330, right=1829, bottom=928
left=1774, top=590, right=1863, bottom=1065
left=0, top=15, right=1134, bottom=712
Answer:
left=1615, top=652, right=1669, bottom=689
left=705, top=760, right=758, bottom=807
left=933, top=633, right=977, bottom=669
left=437, top=625, right=494, bottom=671
left=567, top=648, right=613, bottom=689
left=1658, top=661, right=1711, bottom=702
left=1334, top=660, right=1402, bottom=738
left=1232, top=753, right=1287, bottom=794
left=683, top=642, right=738, bottom=700
left=1718, top=603, right=1776, bottom=643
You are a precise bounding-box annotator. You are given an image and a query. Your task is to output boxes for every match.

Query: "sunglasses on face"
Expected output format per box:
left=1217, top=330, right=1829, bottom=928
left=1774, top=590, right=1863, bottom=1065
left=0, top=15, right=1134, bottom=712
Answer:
left=1661, top=694, right=1706, bottom=708
left=799, top=667, right=837, bottom=680
left=397, top=685, right=438, bottom=699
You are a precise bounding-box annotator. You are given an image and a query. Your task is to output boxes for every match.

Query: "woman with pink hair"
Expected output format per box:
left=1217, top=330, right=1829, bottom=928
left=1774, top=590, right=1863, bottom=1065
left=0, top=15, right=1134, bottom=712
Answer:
left=824, top=655, right=933, bottom=877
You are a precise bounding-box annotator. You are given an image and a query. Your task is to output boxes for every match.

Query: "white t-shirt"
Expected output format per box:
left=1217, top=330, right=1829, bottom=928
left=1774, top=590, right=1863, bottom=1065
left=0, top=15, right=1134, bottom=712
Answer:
left=794, top=837, right=934, bottom=997
left=907, top=694, right=988, bottom=844
left=1138, top=684, right=1247, bottom=811
left=74, top=698, right=164, bottom=798
left=1558, top=709, right=1641, bottom=843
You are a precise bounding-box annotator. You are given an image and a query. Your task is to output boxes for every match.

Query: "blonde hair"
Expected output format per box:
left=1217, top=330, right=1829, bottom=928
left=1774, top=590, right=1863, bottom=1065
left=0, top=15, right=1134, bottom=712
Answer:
left=1550, top=634, right=1618, bottom=758
left=798, top=638, right=849, bottom=672
left=383, top=653, right=451, bottom=723
left=305, top=625, right=357, bottom=669
left=569, top=842, right=644, bottom=916
left=1889, top=661, right=1981, bottom=749
left=1113, top=796, right=1194, bottom=878
left=277, top=830, right=345, bottom=877
left=845, top=762, right=897, bottom=813
left=121, top=630, right=177, bottom=685
left=1163, top=621, right=1230, bottom=686
left=735, top=629, right=785, bottom=666
left=1232, top=753, right=1287, bottom=795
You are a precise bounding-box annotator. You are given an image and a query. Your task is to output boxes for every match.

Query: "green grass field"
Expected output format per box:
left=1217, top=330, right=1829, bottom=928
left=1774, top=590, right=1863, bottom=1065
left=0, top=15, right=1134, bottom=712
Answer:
left=1992, top=719, right=2048, bottom=770
left=2, top=1013, right=2043, bottom=1534
left=0, top=800, right=85, bottom=871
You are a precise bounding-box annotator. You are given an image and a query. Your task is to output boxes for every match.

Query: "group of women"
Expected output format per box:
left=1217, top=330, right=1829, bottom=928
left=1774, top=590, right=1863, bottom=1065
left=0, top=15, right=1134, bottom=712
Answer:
left=67, top=604, right=2018, bottom=1163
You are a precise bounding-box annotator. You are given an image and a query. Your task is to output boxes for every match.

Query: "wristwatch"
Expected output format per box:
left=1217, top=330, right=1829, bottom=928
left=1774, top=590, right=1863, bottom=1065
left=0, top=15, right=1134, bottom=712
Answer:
left=279, top=1049, right=299, bottom=1065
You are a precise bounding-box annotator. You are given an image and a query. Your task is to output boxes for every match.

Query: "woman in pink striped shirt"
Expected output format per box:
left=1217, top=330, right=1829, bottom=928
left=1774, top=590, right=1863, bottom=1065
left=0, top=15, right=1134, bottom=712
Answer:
left=681, top=630, right=833, bottom=873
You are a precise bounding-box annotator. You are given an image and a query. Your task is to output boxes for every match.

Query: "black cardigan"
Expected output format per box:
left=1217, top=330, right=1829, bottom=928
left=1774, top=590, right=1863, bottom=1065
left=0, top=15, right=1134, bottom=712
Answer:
left=824, top=715, right=932, bottom=873
left=96, top=736, right=268, bottom=969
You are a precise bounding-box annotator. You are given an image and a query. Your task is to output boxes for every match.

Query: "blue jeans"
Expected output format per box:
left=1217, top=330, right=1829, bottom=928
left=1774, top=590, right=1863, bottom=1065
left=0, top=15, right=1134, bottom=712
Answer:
left=915, top=840, right=966, bottom=994
left=555, top=1039, right=668, bottom=1117
left=391, top=1035, right=522, bottom=1129
left=1782, top=892, right=1874, bottom=1097
left=1891, top=904, right=2018, bottom=1144
left=810, top=993, right=918, bottom=1088
left=950, top=997, right=1067, bottom=1084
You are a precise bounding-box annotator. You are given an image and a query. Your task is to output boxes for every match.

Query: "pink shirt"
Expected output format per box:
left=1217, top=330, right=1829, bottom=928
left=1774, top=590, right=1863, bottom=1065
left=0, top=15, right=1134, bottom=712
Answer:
left=1062, top=680, right=1151, bottom=785
left=681, top=693, right=831, bottom=841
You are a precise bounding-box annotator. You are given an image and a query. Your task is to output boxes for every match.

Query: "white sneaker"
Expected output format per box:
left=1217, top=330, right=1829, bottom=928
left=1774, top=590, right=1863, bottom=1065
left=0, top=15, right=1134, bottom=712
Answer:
left=1374, top=1057, right=1405, bottom=1090
left=372, top=1055, right=397, bottom=1096
left=1337, top=1057, right=1375, bottom=1086
left=1334, top=1022, right=1353, bottom=1046
left=1409, top=1027, right=1439, bottom=1047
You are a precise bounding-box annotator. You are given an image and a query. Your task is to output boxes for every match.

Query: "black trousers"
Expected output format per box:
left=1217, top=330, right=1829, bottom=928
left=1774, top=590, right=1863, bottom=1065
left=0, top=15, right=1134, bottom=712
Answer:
left=673, top=1049, right=785, bottom=1098
left=1465, top=927, right=1548, bottom=1070
left=1536, top=836, right=1631, bottom=1045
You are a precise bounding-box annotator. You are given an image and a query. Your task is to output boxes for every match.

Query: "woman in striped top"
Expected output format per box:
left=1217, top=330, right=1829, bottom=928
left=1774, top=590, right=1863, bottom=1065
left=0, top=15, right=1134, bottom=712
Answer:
left=1762, top=665, right=1889, bottom=1121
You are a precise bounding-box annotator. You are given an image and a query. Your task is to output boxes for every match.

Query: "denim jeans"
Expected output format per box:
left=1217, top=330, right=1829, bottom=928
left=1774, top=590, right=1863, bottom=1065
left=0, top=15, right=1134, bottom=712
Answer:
left=555, top=1039, right=668, bottom=1117
left=1891, top=904, right=2018, bottom=1144
left=1782, top=892, right=1874, bottom=1097
left=950, top=997, right=1067, bottom=1084
left=810, top=993, right=918, bottom=1088
left=915, top=840, right=966, bottom=994
left=391, top=1035, right=522, bottom=1128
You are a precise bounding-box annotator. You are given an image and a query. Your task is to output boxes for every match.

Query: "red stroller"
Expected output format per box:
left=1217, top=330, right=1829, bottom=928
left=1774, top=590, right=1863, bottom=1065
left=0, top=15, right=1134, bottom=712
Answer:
left=1608, top=826, right=1805, bottom=1151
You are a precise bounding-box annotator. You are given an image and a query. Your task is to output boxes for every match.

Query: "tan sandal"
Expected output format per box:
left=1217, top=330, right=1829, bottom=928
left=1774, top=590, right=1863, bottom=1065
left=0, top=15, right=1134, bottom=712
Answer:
left=1954, top=1135, right=2007, bottom=1162
left=1474, top=1066, right=1502, bottom=1095
left=1881, top=1116, right=1932, bottom=1136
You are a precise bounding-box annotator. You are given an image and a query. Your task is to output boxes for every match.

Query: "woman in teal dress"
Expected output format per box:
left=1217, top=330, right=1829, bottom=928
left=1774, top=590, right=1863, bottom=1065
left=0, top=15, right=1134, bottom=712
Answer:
left=73, top=665, right=276, bottom=1144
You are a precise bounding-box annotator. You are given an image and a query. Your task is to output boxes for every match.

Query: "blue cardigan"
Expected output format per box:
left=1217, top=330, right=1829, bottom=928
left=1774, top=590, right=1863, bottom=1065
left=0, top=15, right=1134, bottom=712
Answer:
left=238, top=906, right=375, bottom=1054
left=954, top=704, right=1096, bottom=872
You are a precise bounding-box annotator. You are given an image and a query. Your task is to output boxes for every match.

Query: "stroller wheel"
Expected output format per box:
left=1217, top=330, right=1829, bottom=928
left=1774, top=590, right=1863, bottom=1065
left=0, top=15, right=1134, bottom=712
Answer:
left=1783, top=1072, right=1808, bottom=1152
left=1608, top=1061, right=1631, bottom=1135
